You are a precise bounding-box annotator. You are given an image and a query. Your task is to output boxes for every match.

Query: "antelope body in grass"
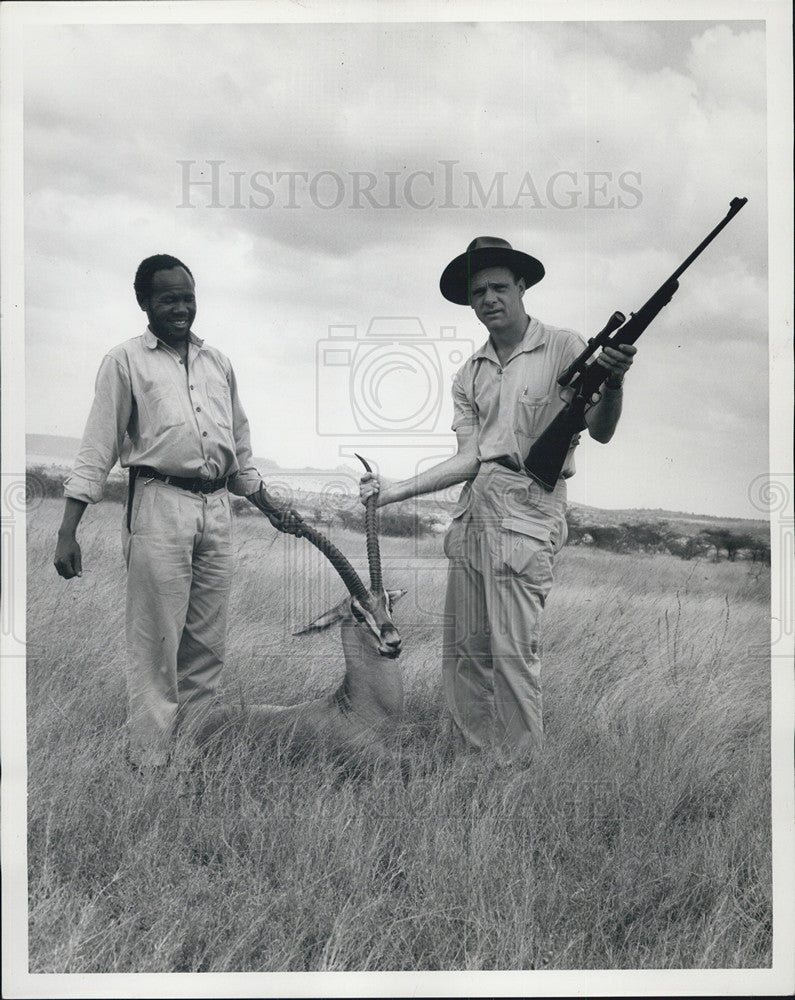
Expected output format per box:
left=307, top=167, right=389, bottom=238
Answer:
left=196, top=457, right=406, bottom=754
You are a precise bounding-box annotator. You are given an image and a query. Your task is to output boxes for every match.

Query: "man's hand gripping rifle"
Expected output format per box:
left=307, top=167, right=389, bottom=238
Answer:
left=524, top=197, right=748, bottom=492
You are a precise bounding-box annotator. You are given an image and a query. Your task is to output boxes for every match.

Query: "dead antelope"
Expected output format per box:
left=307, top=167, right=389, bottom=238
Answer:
left=196, top=457, right=406, bottom=755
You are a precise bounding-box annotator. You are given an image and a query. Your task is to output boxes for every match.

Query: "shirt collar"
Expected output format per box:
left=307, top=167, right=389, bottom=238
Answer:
left=143, top=326, right=204, bottom=350
left=472, top=316, right=546, bottom=365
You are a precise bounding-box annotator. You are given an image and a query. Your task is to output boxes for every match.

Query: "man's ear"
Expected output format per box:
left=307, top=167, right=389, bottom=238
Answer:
left=517, top=277, right=527, bottom=297
left=137, top=298, right=148, bottom=312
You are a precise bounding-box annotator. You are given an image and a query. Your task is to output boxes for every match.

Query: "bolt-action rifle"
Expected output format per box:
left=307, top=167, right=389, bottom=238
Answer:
left=523, top=197, right=748, bottom=492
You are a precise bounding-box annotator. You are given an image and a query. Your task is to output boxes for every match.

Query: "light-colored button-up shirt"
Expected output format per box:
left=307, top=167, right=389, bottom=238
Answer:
left=451, top=316, right=587, bottom=478
left=64, top=327, right=263, bottom=503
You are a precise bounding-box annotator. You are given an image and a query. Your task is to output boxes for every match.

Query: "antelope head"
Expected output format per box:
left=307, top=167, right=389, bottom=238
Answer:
left=250, top=456, right=404, bottom=658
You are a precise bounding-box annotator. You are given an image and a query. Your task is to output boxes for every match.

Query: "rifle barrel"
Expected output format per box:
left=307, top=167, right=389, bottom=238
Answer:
left=523, top=196, right=748, bottom=492
left=671, top=197, right=747, bottom=282
left=606, top=198, right=747, bottom=346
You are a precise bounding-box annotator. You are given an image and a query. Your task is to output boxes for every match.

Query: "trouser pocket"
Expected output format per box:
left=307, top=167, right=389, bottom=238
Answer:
left=496, top=516, right=555, bottom=589
left=128, top=478, right=152, bottom=534
left=443, top=516, right=466, bottom=561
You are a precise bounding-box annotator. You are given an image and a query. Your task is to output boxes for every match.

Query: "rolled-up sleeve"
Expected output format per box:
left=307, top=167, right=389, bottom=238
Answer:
left=558, top=330, right=587, bottom=376
left=450, top=367, right=478, bottom=432
left=63, top=355, right=132, bottom=504
left=225, top=364, right=263, bottom=496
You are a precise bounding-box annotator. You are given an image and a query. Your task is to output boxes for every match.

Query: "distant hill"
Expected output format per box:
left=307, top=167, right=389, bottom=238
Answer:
left=25, top=433, right=360, bottom=492
left=26, top=433, right=83, bottom=464
left=565, top=503, right=767, bottom=531
left=585, top=505, right=764, bottom=526
left=25, top=433, right=767, bottom=533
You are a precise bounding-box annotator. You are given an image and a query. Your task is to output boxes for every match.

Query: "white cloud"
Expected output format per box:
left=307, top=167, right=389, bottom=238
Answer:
left=687, top=24, right=766, bottom=110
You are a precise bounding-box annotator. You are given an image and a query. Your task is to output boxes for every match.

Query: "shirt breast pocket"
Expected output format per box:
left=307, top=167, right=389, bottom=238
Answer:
left=514, top=392, right=550, bottom=440
left=207, top=378, right=233, bottom=430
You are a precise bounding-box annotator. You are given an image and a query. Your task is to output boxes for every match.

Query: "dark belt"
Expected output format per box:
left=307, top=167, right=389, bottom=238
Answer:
left=131, top=465, right=229, bottom=494
left=490, top=455, right=567, bottom=489
left=490, top=455, right=523, bottom=474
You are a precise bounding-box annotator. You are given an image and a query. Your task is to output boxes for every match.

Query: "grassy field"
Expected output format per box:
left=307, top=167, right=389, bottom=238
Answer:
left=25, top=497, right=771, bottom=972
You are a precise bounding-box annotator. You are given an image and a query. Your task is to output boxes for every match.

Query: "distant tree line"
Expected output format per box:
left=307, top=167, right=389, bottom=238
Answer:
left=566, top=515, right=770, bottom=564
left=26, top=466, right=769, bottom=562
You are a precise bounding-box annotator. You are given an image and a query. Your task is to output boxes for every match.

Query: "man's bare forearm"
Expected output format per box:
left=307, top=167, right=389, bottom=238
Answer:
left=378, top=451, right=479, bottom=506
left=54, top=498, right=88, bottom=578
left=58, top=497, right=88, bottom=538
left=584, top=345, right=634, bottom=444
left=585, top=381, right=624, bottom=444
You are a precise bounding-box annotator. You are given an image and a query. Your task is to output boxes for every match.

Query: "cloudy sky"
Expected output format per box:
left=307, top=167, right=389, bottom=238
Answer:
left=16, top=7, right=782, bottom=517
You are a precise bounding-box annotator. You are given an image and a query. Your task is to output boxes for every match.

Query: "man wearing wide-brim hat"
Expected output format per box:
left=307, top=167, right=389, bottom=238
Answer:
left=360, top=237, right=635, bottom=758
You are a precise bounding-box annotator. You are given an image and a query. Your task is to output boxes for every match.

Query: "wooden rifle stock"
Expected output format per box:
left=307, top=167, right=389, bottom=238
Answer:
left=524, top=198, right=747, bottom=492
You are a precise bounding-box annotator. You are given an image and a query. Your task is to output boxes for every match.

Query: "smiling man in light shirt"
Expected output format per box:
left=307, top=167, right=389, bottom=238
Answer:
left=54, top=254, right=299, bottom=770
left=361, top=237, right=636, bottom=760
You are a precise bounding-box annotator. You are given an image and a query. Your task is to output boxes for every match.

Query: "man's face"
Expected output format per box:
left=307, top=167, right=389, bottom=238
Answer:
left=140, top=267, right=196, bottom=342
left=469, top=267, right=526, bottom=334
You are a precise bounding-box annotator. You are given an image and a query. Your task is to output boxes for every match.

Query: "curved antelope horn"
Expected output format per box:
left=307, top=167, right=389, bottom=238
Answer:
left=250, top=486, right=371, bottom=606
left=355, top=454, right=383, bottom=595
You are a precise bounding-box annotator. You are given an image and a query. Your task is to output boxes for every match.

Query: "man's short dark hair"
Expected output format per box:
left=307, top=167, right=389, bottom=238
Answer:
left=134, top=254, right=194, bottom=304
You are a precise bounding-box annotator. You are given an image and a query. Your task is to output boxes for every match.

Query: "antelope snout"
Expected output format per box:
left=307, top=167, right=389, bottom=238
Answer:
left=379, top=626, right=402, bottom=659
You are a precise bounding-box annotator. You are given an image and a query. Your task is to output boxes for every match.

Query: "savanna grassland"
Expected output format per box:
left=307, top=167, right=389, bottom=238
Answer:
left=25, top=496, right=771, bottom=972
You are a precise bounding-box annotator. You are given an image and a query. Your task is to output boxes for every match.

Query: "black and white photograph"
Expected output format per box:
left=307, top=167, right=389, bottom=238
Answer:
left=1, top=0, right=792, bottom=996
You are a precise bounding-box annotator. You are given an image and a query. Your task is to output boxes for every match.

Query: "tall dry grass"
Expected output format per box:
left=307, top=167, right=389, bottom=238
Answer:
left=26, top=498, right=771, bottom=971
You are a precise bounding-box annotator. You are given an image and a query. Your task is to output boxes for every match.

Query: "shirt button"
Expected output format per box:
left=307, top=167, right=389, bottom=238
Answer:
left=202, top=431, right=208, bottom=437
left=190, top=384, right=194, bottom=390
left=179, top=360, right=184, bottom=365
left=196, top=406, right=201, bottom=412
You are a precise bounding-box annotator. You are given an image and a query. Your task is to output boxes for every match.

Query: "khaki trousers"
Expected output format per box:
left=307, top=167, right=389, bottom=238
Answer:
left=442, top=464, right=568, bottom=757
left=122, top=477, right=233, bottom=766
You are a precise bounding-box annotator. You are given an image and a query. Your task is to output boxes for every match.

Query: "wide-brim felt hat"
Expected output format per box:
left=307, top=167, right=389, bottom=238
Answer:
left=439, top=237, right=545, bottom=305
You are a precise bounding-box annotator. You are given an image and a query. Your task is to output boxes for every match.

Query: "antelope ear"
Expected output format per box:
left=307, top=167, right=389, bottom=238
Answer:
left=387, top=588, right=407, bottom=605
left=292, top=595, right=351, bottom=635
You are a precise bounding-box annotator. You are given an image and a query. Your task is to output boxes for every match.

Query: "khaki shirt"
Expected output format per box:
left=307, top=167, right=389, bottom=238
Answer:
left=64, top=327, right=262, bottom=503
left=451, top=316, right=586, bottom=478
